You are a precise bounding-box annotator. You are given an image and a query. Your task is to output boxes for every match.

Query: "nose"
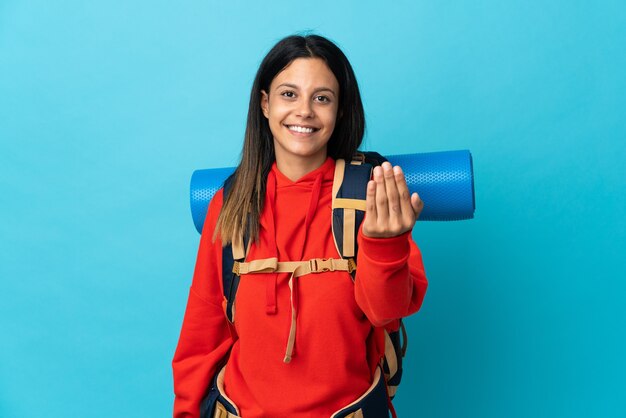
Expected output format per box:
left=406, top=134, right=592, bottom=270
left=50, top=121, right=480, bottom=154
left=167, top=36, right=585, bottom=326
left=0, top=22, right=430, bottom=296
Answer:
left=296, top=98, right=314, bottom=118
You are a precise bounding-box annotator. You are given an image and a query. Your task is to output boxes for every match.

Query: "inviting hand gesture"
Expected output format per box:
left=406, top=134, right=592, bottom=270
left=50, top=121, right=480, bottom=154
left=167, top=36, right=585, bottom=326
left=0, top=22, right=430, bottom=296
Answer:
left=362, top=162, right=424, bottom=238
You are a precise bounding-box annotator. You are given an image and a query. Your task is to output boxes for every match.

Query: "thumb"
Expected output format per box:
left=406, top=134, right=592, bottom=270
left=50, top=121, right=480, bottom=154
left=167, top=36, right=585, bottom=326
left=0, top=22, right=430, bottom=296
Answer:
left=411, top=193, right=424, bottom=218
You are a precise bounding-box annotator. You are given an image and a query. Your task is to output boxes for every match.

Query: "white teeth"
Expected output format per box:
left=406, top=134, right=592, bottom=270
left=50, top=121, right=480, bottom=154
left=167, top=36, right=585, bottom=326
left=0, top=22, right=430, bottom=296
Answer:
left=288, top=125, right=315, bottom=133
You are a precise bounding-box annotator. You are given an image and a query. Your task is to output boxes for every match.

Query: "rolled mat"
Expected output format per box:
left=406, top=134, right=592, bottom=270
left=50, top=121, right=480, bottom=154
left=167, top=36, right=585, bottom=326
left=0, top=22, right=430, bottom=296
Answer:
left=190, top=150, right=475, bottom=234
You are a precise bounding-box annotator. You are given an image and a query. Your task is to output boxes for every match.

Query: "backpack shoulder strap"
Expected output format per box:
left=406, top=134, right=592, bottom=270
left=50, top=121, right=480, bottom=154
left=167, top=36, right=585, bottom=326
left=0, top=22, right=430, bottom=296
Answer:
left=331, top=152, right=388, bottom=259
left=333, top=153, right=408, bottom=402
left=221, top=174, right=248, bottom=323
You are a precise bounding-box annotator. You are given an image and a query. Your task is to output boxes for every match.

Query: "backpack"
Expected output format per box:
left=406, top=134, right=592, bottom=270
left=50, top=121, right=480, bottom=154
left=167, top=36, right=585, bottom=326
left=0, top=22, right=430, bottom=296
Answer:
left=220, top=151, right=408, bottom=409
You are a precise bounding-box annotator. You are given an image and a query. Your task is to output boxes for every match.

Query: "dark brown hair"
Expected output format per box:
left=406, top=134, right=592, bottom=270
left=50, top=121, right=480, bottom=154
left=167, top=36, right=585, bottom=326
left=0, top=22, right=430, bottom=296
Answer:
left=215, top=34, right=365, bottom=245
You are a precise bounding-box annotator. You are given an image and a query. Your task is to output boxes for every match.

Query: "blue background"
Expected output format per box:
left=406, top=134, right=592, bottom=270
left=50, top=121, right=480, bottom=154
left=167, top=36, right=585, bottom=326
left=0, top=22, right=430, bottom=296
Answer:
left=1, top=1, right=625, bottom=417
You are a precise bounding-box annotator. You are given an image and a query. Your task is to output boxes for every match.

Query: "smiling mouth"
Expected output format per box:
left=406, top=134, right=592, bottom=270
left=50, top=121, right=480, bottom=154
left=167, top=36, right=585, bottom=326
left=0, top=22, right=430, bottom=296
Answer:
left=286, top=125, right=319, bottom=134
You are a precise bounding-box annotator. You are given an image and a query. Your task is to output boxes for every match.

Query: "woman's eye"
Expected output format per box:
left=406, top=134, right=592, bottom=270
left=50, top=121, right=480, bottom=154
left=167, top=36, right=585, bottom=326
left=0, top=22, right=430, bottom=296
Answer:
left=281, top=91, right=295, bottom=98
left=316, top=95, right=330, bottom=103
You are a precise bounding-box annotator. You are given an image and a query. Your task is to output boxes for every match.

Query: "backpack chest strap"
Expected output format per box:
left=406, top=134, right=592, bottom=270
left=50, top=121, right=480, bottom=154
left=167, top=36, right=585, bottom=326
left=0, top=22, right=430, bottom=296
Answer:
left=232, top=256, right=356, bottom=363
left=233, top=257, right=355, bottom=277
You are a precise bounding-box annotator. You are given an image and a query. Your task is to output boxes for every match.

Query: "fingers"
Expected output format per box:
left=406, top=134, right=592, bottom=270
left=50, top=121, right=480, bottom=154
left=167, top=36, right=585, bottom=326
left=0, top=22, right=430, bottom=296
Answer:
left=365, top=179, right=377, bottom=220
left=394, top=165, right=414, bottom=219
left=373, top=165, right=389, bottom=221
left=383, top=163, right=401, bottom=218
left=363, top=161, right=424, bottom=238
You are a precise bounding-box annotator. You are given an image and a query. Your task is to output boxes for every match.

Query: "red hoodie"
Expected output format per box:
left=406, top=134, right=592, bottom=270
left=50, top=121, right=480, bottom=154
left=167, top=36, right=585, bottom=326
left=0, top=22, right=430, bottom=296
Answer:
left=173, top=157, right=428, bottom=417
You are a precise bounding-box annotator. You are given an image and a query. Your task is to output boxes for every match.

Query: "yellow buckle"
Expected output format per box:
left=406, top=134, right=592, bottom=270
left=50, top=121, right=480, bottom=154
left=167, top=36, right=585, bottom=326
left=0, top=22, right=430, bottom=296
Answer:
left=309, top=258, right=334, bottom=273
left=347, top=258, right=356, bottom=273
left=351, top=153, right=366, bottom=165
left=232, top=261, right=241, bottom=276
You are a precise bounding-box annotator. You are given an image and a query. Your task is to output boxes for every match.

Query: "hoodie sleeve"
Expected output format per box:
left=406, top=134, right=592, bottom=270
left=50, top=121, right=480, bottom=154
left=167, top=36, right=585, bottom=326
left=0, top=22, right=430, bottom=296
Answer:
left=172, top=190, right=234, bottom=418
left=354, top=228, right=428, bottom=327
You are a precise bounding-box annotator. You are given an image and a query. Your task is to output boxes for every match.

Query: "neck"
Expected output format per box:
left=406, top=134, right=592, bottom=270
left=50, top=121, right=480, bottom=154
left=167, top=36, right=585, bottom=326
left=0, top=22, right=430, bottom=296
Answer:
left=275, top=153, right=328, bottom=182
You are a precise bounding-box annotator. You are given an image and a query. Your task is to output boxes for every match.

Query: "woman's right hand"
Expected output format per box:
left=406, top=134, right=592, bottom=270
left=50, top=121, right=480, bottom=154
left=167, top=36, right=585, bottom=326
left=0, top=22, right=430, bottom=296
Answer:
left=361, top=162, right=424, bottom=238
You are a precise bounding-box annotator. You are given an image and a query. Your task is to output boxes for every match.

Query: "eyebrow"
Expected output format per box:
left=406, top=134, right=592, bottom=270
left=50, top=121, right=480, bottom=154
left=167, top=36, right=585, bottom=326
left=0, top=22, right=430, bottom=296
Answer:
left=275, top=83, right=337, bottom=96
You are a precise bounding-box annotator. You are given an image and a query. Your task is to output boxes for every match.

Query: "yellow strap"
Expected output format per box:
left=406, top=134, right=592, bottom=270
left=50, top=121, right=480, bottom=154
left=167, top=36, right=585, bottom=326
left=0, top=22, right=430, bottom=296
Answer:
left=384, top=330, right=399, bottom=379
left=234, top=257, right=278, bottom=275
left=343, top=208, right=356, bottom=257
left=234, top=257, right=355, bottom=276
left=332, top=197, right=367, bottom=211
left=350, top=152, right=365, bottom=165
left=214, top=367, right=241, bottom=417
left=284, top=273, right=297, bottom=363
left=330, top=159, right=345, bottom=258
left=332, top=159, right=345, bottom=202
left=213, top=402, right=240, bottom=418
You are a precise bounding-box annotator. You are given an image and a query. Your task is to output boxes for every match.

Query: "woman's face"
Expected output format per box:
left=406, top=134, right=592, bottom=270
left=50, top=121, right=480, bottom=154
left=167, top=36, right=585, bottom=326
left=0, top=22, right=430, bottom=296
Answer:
left=261, top=57, right=339, bottom=170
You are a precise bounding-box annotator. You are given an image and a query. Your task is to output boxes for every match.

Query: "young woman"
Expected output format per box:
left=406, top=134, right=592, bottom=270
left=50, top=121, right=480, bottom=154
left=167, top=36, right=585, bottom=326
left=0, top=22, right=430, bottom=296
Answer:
left=173, top=34, right=428, bottom=418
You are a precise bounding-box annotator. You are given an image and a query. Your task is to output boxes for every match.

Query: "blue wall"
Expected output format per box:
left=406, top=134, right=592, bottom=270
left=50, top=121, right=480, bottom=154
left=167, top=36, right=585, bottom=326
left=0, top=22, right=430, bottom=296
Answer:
left=1, top=1, right=624, bottom=417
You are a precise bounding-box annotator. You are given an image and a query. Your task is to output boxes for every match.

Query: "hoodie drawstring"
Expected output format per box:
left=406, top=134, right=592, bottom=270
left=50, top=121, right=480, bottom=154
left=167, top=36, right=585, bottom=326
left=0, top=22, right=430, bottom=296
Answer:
left=282, top=172, right=323, bottom=362
left=257, top=170, right=324, bottom=362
